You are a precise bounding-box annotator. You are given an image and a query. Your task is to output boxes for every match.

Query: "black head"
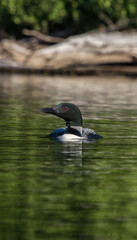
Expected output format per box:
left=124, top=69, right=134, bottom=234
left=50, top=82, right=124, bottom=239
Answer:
left=39, top=103, right=83, bottom=126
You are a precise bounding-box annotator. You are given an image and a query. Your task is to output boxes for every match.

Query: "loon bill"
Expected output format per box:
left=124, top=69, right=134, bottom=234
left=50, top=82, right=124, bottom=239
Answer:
left=38, top=103, right=103, bottom=142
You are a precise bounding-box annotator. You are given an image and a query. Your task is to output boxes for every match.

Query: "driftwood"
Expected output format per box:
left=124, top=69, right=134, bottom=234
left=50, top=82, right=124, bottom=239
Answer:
left=0, top=39, right=31, bottom=65
left=27, top=31, right=137, bottom=69
left=1, top=31, right=137, bottom=75
left=23, top=29, right=64, bottom=44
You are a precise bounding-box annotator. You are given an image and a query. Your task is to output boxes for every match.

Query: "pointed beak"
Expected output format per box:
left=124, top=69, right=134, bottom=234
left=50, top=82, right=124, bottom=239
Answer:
left=38, top=107, right=56, bottom=115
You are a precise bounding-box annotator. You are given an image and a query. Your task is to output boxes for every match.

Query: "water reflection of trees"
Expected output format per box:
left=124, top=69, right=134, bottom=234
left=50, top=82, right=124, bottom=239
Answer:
left=0, top=74, right=137, bottom=239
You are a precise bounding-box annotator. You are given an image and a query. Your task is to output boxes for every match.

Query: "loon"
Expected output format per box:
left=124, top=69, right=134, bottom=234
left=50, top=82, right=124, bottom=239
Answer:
left=39, top=103, right=103, bottom=142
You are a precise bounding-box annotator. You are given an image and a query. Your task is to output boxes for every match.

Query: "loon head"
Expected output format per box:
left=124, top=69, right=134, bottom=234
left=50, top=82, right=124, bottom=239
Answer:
left=39, top=103, right=83, bottom=127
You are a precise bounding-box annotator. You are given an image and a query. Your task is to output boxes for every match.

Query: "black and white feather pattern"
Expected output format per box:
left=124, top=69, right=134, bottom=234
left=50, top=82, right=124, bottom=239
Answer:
left=82, top=128, right=103, bottom=140
left=48, top=127, right=103, bottom=141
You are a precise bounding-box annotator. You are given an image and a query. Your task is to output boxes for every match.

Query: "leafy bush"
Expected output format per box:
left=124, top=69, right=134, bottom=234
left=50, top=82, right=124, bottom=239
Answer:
left=0, top=0, right=137, bottom=37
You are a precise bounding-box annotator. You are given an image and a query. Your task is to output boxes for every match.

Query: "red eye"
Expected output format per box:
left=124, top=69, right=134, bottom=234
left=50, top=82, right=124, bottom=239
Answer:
left=64, top=107, right=68, bottom=111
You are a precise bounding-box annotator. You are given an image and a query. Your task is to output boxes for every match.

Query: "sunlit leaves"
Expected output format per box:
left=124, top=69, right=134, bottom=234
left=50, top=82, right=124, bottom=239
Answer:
left=0, top=0, right=137, bottom=36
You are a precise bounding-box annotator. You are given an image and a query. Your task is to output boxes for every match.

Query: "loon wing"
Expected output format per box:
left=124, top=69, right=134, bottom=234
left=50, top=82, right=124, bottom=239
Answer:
left=48, top=128, right=66, bottom=139
left=83, top=128, right=103, bottom=141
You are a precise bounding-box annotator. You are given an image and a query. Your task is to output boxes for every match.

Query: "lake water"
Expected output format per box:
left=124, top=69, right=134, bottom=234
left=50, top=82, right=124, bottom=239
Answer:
left=0, top=74, right=137, bottom=240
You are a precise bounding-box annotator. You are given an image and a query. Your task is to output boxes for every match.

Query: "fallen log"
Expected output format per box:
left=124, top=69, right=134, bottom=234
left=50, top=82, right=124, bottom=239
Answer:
left=22, top=29, right=64, bottom=44
left=1, top=31, right=137, bottom=75
left=26, top=31, right=137, bottom=69
left=0, top=39, right=32, bottom=64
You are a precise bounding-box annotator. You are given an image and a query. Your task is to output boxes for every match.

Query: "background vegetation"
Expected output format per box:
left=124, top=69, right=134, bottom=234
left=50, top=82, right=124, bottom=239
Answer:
left=0, top=0, right=137, bottom=37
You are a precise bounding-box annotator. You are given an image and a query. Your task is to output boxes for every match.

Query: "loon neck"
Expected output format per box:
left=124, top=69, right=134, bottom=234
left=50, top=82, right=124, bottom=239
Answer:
left=66, top=117, right=83, bottom=137
left=66, top=116, right=83, bottom=128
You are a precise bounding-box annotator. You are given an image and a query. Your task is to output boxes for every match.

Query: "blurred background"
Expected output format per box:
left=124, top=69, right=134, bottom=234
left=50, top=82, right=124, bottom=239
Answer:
left=0, top=0, right=137, bottom=74
left=0, top=0, right=137, bottom=38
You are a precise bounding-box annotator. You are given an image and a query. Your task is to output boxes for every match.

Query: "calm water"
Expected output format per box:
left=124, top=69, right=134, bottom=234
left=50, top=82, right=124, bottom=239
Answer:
left=0, top=74, right=137, bottom=240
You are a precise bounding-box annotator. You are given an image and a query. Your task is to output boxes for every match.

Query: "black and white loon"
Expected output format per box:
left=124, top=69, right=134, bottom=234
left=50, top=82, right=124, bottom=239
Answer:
left=39, top=103, right=103, bottom=142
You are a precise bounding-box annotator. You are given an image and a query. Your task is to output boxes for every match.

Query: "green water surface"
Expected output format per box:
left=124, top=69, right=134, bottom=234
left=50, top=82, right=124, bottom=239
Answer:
left=0, top=74, right=137, bottom=240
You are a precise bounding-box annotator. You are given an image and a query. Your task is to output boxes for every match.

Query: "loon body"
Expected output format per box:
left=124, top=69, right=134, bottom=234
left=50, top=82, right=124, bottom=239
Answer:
left=39, top=103, right=103, bottom=142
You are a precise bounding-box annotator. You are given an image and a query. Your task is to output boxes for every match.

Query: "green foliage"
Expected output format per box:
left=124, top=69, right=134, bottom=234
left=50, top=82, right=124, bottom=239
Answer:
left=0, top=0, right=137, bottom=37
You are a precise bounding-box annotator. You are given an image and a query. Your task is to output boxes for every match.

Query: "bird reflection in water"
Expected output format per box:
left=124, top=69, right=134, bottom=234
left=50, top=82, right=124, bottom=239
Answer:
left=53, top=141, right=83, bottom=167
